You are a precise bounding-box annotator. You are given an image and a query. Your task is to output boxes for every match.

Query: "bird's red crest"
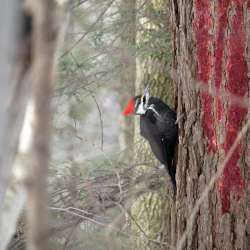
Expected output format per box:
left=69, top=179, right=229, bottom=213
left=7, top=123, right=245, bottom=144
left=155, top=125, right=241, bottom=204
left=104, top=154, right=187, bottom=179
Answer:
left=123, top=98, right=135, bottom=115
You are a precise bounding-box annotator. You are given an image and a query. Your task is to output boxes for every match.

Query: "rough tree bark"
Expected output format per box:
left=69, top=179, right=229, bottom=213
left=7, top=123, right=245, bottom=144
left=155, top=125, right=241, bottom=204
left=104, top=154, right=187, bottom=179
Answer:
left=170, top=1, right=250, bottom=249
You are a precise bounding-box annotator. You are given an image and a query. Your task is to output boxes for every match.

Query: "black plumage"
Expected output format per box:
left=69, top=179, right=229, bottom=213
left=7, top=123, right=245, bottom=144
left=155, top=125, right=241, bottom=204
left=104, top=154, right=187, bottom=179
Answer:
left=138, top=97, right=178, bottom=190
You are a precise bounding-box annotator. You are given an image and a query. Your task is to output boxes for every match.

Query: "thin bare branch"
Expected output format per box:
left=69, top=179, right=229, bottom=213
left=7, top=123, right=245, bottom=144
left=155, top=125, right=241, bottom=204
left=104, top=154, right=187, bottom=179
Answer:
left=60, top=0, right=116, bottom=59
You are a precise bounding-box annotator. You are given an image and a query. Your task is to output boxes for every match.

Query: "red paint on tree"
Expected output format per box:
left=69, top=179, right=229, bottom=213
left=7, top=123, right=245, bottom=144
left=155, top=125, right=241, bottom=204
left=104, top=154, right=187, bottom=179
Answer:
left=215, top=98, right=223, bottom=122
left=193, top=0, right=217, bottom=152
left=200, top=92, right=217, bottom=152
left=218, top=162, right=245, bottom=213
left=193, top=0, right=213, bottom=84
left=194, top=0, right=248, bottom=213
left=214, top=0, right=230, bottom=89
left=224, top=106, right=247, bottom=153
left=226, top=3, right=248, bottom=97
left=219, top=105, right=247, bottom=212
left=213, top=1, right=230, bottom=123
left=218, top=1, right=248, bottom=213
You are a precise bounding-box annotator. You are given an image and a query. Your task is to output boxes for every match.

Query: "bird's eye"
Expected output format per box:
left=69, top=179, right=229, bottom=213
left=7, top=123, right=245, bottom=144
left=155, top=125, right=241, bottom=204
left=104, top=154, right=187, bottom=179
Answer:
left=142, top=96, right=146, bottom=103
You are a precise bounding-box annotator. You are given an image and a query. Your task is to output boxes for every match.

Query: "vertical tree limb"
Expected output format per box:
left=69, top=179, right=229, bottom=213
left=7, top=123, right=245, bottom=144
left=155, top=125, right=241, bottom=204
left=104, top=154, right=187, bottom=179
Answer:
left=24, top=1, right=58, bottom=250
left=118, top=0, right=136, bottom=158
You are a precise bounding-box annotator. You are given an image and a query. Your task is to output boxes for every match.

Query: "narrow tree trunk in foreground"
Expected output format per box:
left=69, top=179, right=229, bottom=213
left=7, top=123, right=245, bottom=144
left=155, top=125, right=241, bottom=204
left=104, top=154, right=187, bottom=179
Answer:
left=24, top=1, right=57, bottom=250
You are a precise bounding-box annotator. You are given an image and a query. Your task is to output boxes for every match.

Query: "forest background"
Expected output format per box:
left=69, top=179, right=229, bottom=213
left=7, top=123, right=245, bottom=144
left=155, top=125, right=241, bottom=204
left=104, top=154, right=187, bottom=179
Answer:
left=0, top=1, right=250, bottom=250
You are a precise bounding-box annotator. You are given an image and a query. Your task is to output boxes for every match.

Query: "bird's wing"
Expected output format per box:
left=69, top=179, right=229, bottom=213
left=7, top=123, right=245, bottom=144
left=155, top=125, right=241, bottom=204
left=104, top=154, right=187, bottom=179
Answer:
left=140, top=116, right=176, bottom=190
left=161, top=137, right=176, bottom=190
left=148, top=97, right=177, bottom=121
left=147, top=132, right=176, bottom=190
left=151, top=111, right=177, bottom=142
left=140, top=117, right=167, bottom=164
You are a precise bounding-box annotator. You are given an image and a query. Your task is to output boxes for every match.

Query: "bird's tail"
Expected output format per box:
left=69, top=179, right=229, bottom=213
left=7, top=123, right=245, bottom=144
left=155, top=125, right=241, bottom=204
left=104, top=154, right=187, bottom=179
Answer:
left=165, top=143, right=177, bottom=194
left=165, top=163, right=176, bottom=194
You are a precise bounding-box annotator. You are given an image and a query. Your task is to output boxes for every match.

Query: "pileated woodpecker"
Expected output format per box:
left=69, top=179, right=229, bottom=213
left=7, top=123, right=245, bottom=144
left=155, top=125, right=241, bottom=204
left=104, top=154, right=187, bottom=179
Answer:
left=123, top=86, right=178, bottom=191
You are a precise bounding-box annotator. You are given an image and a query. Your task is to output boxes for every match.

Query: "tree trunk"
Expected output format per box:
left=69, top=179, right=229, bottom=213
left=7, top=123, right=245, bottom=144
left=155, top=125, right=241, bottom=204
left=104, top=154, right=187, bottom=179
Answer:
left=0, top=1, right=59, bottom=249
left=131, top=1, right=175, bottom=249
left=118, top=0, right=136, bottom=159
left=24, top=1, right=58, bottom=250
left=170, top=1, right=250, bottom=249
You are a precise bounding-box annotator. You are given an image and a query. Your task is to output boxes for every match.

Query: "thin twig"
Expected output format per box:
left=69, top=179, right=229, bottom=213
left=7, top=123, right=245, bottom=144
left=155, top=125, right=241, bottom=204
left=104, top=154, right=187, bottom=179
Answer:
left=60, top=0, right=116, bottom=59
left=69, top=53, right=104, bottom=150
left=49, top=204, right=173, bottom=248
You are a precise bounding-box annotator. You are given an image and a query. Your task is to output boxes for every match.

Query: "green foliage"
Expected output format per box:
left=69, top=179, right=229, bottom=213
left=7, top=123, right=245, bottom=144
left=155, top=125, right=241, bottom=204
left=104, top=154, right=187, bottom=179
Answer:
left=92, top=30, right=105, bottom=47
left=58, top=55, right=75, bottom=77
left=68, top=94, right=93, bottom=120
left=136, top=1, right=171, bottom=62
